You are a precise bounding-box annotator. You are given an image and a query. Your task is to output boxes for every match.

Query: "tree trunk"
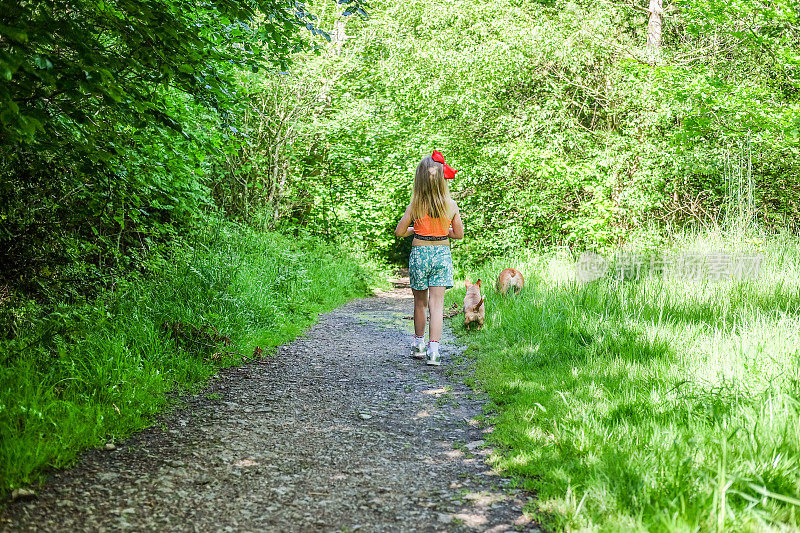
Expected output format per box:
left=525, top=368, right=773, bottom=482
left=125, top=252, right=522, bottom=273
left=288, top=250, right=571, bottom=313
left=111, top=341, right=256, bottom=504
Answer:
left=333, top=17, right=348, bottom=56
left=646, top=0, right=664, bottom=50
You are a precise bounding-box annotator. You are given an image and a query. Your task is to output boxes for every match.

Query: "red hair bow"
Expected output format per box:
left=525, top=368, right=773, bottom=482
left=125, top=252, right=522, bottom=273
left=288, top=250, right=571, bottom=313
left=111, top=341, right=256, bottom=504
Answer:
left=432, top=150, right=458, bottom=180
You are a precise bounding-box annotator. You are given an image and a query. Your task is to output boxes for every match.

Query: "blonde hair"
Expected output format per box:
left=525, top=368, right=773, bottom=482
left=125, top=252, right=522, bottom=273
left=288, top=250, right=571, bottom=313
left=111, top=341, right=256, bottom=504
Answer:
left=411, top=156, right=452, bottom=223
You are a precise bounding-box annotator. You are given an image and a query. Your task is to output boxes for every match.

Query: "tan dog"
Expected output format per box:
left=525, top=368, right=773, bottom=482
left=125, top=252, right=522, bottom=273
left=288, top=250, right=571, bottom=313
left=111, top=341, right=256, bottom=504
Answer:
left=496, top=268, right=525, bottom=294
left=463, top=279, right=485, bottom=329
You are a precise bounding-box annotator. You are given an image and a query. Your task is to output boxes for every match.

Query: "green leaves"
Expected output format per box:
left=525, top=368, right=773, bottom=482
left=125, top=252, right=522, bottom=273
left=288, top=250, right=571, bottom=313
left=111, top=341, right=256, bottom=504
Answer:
left=278, top=0, right=800, bottom=263
left=0, top=0, right=357, bottom=299
left=0, top=23, right=28, bottom=43
left=339, top=0, right=370, bottom=19
left=32, top=56, right=53, bottom=70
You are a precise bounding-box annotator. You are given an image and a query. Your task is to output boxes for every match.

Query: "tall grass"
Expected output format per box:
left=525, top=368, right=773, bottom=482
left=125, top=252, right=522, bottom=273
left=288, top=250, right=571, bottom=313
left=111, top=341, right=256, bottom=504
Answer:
left=447, top=228, right=800, bottom=531
left=0, top=218, right=385, bottom=495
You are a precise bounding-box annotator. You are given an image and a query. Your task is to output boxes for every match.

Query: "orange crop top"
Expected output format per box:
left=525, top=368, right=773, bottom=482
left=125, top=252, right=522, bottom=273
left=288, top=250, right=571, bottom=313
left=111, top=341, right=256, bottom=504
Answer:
left=414, top=214, right=450, bottom=237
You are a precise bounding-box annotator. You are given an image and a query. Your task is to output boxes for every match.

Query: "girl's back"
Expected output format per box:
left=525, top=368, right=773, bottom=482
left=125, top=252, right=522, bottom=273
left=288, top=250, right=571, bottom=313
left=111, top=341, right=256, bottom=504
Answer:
left=413, top=199, right=457, bottom=237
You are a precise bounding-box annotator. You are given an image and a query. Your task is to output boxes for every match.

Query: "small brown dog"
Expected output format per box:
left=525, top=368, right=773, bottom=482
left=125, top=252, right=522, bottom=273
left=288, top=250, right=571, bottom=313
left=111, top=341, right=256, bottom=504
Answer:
left=496, top=268, right=525, bottom=294
left=463, top=279, right=485, bottom=329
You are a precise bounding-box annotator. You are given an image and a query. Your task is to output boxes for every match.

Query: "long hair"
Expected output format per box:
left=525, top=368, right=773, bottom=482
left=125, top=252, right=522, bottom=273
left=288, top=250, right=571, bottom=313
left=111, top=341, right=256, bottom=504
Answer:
left=411, top=156, right=451, bottom=225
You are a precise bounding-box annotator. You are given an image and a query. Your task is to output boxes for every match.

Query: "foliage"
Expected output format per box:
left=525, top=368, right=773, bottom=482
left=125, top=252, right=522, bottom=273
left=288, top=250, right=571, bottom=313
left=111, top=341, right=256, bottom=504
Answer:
left=0, top=218, right=382, bottom=495
left=656, top=0, right=800, bottom=229
left=4, top=0, right=796, bottom=291
left=253, top=0, right=800, bottom=265
left=0, top=0, right=364, bottom=301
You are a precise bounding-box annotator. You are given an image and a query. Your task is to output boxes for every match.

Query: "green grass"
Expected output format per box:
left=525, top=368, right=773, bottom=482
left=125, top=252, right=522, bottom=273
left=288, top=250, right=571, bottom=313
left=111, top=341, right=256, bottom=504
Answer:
left=0, top=219, right=387, bottom=496
left=446, top=228, right=800, bottom=531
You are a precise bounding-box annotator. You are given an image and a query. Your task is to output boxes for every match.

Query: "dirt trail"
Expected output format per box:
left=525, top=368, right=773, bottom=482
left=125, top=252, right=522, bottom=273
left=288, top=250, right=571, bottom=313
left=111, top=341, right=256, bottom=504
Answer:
left=1, top=276, right=538, bottom=532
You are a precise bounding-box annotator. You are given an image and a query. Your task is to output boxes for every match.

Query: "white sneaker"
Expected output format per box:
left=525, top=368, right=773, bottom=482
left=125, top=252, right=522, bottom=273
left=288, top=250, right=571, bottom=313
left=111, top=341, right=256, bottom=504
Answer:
left=411, top=340, right=426, bottom=359
left=426, top=347, right=442, bottom=366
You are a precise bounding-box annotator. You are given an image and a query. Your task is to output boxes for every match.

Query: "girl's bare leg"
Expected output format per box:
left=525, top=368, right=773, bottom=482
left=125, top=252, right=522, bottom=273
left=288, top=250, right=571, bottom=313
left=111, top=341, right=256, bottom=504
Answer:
left=427, top=286, right=446, bottom=342
left=412, top=288, right=429, bottom=338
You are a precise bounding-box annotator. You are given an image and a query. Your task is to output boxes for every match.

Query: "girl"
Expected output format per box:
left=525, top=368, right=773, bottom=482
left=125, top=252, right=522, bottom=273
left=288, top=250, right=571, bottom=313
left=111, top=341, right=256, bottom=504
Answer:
left=394, top=152, right=464, bottom=365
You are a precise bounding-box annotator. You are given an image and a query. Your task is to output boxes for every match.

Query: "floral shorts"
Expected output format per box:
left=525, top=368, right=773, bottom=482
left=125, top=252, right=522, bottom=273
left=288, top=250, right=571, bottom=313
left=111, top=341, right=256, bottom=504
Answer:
left=409, top=245, right=454, bottom=290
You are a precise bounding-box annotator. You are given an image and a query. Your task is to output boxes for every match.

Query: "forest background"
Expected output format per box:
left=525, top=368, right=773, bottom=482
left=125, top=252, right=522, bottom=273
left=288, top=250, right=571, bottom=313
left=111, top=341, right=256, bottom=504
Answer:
left=3, top=0, right=799, bottom=296
left=1, top=0, right=799, bottom=530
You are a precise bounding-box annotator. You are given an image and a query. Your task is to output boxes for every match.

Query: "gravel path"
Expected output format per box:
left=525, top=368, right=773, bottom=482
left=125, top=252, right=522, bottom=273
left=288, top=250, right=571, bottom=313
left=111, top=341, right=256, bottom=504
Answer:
left=1, top=277, right=539, bottom=532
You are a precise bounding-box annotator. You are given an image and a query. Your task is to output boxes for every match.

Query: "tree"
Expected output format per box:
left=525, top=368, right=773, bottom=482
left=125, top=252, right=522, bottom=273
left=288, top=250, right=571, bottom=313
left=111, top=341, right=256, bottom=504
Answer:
left=0, top=0, right=366, bottom=298
left=647, top=0, right=664, bottom=50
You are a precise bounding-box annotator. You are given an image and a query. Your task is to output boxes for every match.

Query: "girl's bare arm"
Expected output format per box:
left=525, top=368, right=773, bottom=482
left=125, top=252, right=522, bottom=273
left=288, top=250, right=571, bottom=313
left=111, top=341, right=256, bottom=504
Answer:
left=449, top=204, right=464, bottom=240
left=394, top=204, right=415, bottom=238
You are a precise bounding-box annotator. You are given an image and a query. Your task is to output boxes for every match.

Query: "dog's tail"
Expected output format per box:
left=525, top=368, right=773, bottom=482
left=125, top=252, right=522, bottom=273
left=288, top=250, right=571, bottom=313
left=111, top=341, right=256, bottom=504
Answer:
left=472, top=298, right=484, bottom=312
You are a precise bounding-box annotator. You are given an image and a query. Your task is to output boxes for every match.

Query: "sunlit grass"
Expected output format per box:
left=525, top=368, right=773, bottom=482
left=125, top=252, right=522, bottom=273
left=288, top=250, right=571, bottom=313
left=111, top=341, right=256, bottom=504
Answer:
left=447, top=228, right=800, bottom=531
left=0, top=220, right=386, bottom=495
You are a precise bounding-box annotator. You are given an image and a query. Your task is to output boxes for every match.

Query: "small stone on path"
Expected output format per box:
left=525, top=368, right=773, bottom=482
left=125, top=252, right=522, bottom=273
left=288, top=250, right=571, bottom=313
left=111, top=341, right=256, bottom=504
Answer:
left=11, top=489, right=35, bottom=501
